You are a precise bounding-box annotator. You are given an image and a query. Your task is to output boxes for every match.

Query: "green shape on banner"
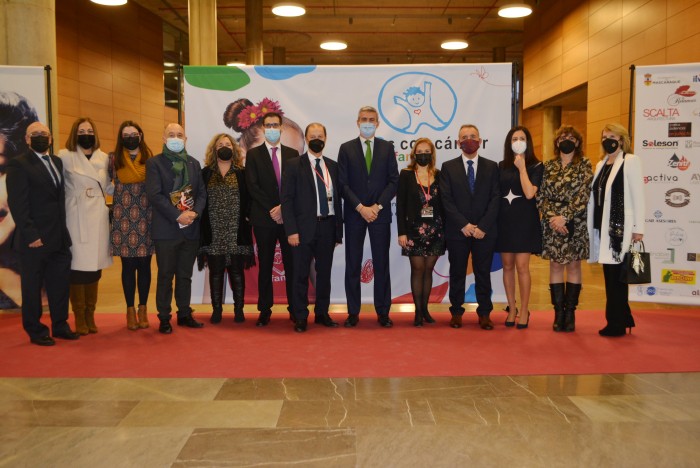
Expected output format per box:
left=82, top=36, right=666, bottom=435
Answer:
left=184, top=66, right=250, bottom=91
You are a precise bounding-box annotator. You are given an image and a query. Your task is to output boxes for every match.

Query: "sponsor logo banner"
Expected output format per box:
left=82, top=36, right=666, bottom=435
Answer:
left=661, top=269, right=697, bottom=285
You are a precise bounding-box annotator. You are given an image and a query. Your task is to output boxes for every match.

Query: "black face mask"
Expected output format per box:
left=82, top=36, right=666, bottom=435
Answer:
left=602, top=138, right=620, bottom=154
left=123, top=136, right=140, bottom=151
left=30, top=135, right=50, bottom=154
left=308, top=139, right=325, bottom=154
left=77, top=134, right=95, bottom=150
left=415, top=153, right=432, bottom=167
left=217, top=146, right=233, bottom=161
left=558, top=140, right=576, bottom=155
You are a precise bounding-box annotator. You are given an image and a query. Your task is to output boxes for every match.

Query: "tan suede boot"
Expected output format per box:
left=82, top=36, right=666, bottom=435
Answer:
left=126, top=306, right=138, bottom=330
left=137, top=304, right=149, bottom=328
left=84, top=281, right=99, bottom=333
left=69, top=284, right=88, bottom=335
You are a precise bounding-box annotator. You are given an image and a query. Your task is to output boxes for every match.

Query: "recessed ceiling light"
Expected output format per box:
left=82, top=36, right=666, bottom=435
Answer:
left=164, top=62, right=176, bottom=67
left=320, top=41, right=347, bottom=51
left=498, top=3, right=532, bottom=18
left=90, top=0, right=127, bottom=5
left=272, top=3, right=306, bottom=17
left=227, top=61, right=246, bottom=66
left=441, top=40, right=468, bottom=50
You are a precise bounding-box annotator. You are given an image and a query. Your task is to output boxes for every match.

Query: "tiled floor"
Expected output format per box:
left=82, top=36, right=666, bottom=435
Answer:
left=1, top=373, right=699, bottom=467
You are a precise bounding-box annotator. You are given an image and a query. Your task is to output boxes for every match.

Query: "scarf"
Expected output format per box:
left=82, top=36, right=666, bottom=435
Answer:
left=162, top=144, right=190, bottom=191
left=608, top=156, right=625, bottom=261
left=116, top=150, right=146, bottom=184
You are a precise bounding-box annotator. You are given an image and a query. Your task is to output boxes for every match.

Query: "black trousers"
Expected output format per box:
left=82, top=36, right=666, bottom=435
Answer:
left=602, top=262, right=634, bottom=328
left=447, top=236, right=495, bottom=316
left=290, top=216, right=337, bottom=320
left=253, top=224, right=293, bottom=312
left=18, top=246, right=72, bottom=339
left=154, top=238, right=199, bottom=321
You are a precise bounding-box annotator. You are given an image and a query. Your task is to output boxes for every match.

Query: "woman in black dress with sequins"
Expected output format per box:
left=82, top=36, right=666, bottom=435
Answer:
left=396, top=138, right=445, bottom=327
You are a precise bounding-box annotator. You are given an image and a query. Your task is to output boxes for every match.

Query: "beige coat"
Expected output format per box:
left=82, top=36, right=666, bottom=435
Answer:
left=587, top=152, right=645, bottom=264
left=59, top=148, right=113, bottom=272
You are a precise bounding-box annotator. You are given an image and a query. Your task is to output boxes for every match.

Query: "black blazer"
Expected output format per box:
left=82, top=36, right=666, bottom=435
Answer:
left=338, top=137, right=398, bottom=225
left=6, top=150, right=71, bottom=253
left=199, top=166, right=253, bottom=249
left=281, top=153, right=343, bottom=244
left=145, top=153, right=207, bottom=241
left=245, top=143, right=299, bottom=228
left=439, top=155, right=500, bottom=241
left=396, top=168, right=444, bottom=237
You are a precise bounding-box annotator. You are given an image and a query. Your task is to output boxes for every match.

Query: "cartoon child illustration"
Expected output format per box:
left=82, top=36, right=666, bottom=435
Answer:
left=393, top=81, right=447, bottom=134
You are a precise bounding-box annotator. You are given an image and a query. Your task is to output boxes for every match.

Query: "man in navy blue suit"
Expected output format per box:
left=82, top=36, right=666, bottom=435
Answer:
left=282, top=122, right=343, bottom=332
left=439, top=124, right=500, bottom=330
left=338, top=106, right=399, bottom=328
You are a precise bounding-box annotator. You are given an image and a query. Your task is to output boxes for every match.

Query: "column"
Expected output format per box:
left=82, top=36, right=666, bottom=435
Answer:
left=542, top=106, right=562, bottom=161
left=246, top=0, right=263, bottom=65
left=188, top=0, right=218, bottom=65
left=492, top=46, right=506, bottom=63
left=272, top=46, right=286, bottom=65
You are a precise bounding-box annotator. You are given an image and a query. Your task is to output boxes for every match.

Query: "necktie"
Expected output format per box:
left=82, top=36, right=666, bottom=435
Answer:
left=271, top=147, right=281, bottom=193
left=42, top=155, right=59, bottom=186
left=467, top=159, right=475, bottom=193
left=365, top=140, right=372, bottom=174
left=315, top=158, right=329, bottom=216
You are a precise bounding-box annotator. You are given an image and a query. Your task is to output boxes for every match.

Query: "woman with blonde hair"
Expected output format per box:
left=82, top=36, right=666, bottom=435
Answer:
left=587, top=123, right=644, bottom=337
left=198, top=133, right=254, bottom=323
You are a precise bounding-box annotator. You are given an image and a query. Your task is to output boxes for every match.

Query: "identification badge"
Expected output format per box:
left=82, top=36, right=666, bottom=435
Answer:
left=326, top=190, right=333, bottom=202
left=421, top=206, right=434, bottom=218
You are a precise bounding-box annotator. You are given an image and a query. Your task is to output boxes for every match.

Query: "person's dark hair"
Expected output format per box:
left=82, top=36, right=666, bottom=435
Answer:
left=553, top=125, right=584, bottom=163
left=113, top=120, right=153, bottom=170
left=0, top=91, right=38, bottom=163
left=262, top=112, right=283, bottom=125
left=502, top=126, right=539, bottom=169
left=304, top=122, right=327, bottom=137
left=65, top=117, right=101, bottom=152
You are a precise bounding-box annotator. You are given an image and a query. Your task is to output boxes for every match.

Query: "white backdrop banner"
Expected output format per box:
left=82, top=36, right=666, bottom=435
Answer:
left=633, top=63, right=700, bottom=305
left=183, top=64, right=513, bottom=305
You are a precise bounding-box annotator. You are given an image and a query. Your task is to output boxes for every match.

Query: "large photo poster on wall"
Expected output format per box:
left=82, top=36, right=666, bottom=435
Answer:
left=184, top=63, right=513, bottom=305
left=634, top=62, right=700, bottom=305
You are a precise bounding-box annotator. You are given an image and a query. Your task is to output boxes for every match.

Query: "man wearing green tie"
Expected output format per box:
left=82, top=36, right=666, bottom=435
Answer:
left=338, top=106, right=399, bottom=328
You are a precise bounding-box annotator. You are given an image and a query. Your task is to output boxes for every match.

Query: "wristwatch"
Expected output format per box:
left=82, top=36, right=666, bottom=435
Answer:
left=377, top=204, right=383, bottom=211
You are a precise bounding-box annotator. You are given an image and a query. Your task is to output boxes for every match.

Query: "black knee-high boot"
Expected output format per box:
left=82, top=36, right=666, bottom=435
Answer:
left=550, top=283, right=565, bottom=331
left=208, top=255, right=226, bottom=324
left=563, top=282, right=582, bottom=332
left=229, top=255, right=246, bottom=323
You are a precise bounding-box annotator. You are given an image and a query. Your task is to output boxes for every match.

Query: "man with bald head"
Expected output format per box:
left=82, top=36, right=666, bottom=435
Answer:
left=146, top=123, right=207, bottom=334
left=6, top=121, right=78, bottom=345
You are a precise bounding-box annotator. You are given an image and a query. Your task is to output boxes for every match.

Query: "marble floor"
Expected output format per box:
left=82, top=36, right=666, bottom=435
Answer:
left=1, top=373, right=700, bottom=467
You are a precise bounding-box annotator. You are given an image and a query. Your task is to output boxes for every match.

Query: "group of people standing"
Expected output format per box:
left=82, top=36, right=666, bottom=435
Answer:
left=5, top=105, right=644, bottom=346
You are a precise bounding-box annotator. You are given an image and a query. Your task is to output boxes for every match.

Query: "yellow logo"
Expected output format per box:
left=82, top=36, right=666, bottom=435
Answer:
left=661, top=269, right=696, bottom=284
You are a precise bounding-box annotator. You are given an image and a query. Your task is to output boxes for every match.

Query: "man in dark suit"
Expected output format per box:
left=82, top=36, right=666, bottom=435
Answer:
left=146, top=123, right=207, bottom=334
left=282, top=122, right=343, bottom=333
left=439, top=124, right=500, bottom=330
left=6, top=121, right=78, bottom=345
left=245, top=112, right=298, bottom=326
left=338, top=106, right=399, bottom=328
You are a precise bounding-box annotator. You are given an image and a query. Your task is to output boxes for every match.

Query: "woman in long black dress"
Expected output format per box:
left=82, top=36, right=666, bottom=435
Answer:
left=496, top=126, right=543, bottom=329
left=396, top=138, right=445, bottom=327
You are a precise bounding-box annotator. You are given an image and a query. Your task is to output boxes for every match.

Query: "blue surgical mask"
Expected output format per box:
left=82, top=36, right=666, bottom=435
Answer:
left=265, top=128, right=281, bottom=144
left=166, top=137, right=185, bottom=153
left=359, top=123, right=376, bottom=139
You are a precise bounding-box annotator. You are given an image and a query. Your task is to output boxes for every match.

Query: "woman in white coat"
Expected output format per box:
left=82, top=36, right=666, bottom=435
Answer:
left=59, top=117, right=113, bottom=335
left=587, top=123, right=644, bottom=337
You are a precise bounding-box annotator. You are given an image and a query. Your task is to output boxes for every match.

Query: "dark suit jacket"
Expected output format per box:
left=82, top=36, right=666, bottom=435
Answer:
left=199, top=166, right=253, bottom=249
left=338, top=137, right=398, bottom=225
left=6, top=151, right=71, bottom=253
left=396, top=168, right=444, bottom=237
left=439, top=155, right=500, bottom=241
left=281, top=153, right=343, bottom=244
left=145, top=153, right=207, bottom=241
left=245, top=143, right=299, bottom=228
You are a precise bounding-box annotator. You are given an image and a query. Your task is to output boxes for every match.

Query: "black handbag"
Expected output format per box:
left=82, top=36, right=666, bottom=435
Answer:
left=619, top=241, right=651, bottom=284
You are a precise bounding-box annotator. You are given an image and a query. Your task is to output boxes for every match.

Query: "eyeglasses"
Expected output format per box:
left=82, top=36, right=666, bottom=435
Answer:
left=29, top=132, right=50, bottom=138
left=263, top=123, right=281, bottom=129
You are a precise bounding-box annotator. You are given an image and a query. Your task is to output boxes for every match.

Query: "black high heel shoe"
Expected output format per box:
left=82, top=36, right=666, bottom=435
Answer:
left=516, top=310, right=530, bottom=329
left=504, top=305, right=518, bottom=327
left=422, top=309, right=436, bottom=323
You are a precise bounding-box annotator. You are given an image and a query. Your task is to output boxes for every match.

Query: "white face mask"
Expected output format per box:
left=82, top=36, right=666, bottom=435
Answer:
left=511, top=140, right=527, bottom=155
left=166, top=137, right=185, bottom=153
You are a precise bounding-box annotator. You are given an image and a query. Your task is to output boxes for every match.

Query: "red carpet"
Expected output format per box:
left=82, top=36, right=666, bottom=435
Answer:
left=1, top=309, right=698, bottom=378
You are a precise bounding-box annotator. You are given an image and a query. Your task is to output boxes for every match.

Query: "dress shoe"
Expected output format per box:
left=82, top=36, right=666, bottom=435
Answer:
left=478, top=315, right=494, bottom=330
left=210, top=310, right=222, bottom=324
left=516, top=310, right=530, bottom=329
left=344, top=314, right=359, bottom=327
left=233, top=309, right=246, bottom=323
left=449, top=315, right=462, bottom=328
left=378, top=315, right=393, bottom=328
left=256, top=311, right=272, bottom=327
left=30, top=336, right=55, bottom=346
left=314, top=314, right=339, bottom=327
left=53, top=330, right=80, bottom=340
left=294, top=319, right=307, bottom=333
left=598, top=325, right=626, bottom=337
left=504, top=305, right=518, bottom=327
left=159, top=320, right=172, bottom=334
left=177, top=315, right=204, bottom=328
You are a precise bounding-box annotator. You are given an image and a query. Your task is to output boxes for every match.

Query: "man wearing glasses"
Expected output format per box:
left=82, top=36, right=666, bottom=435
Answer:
left=6, top=121, right=79, bottom=346
left=245, top=112, right=299, bottom=326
